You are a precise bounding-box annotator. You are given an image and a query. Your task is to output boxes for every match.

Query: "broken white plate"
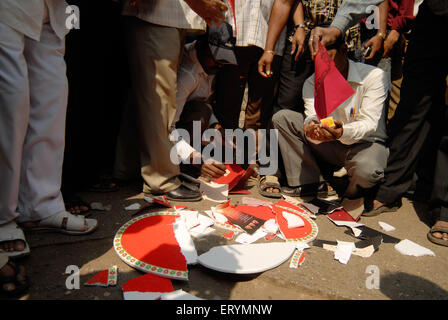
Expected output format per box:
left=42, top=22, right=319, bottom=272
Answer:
left=234, top=229, right=267, bottom=245
left=394, top=239, right=435, bottom=257
left=334, top=241, right=356, bottom=264
left=197, top=242, right=296, bottom=274
left=173, top=218, right=198, bottom=264
left=161, top=289, right=203, bottom=300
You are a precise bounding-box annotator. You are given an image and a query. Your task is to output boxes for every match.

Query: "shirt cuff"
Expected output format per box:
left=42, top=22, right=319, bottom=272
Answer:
left=175, top=139, right=196, bottom=162
left=330, top=15, right=351, bottom=34
left=338, top=125, right=356, bottom=145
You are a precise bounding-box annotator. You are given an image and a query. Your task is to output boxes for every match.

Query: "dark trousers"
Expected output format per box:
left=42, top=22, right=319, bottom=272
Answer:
left=213, top=46, right=280, bottom=130
left=431, top=135, right=448, bottom=222
left=274, top=39, right=314, bottom=115
left=375, top=3, right=448, bottom=205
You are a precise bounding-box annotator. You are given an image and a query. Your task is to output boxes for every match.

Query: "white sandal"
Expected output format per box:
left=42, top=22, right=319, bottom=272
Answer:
left=22, top=211, right=98, bottom=235
left=0, top=221, right=30, bottom=259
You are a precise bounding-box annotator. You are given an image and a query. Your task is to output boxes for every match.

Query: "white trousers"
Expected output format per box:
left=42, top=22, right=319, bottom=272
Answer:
left=0, top=20, right=68, bottom=224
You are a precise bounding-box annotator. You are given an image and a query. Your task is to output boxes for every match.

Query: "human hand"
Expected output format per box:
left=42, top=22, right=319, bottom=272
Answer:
left=383, top=30, right=400, bottom=58
left=363, top=35, right=383, bottom=60
left=319, top=120, right=344, bottom=141
left=184, top=0, right=228, bottom=27
left=308, top=26, right=342, bottom=59
left=304, top=120, right=320, bottom=140
left=258, top=51, right=275, bottom=78
left=201, top=161, right=227, bottom=179
left=291, top=28, right=306, bottom=61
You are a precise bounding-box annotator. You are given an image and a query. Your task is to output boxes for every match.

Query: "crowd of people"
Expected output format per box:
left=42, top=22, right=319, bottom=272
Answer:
left=0, top=0, right=446, bottom=298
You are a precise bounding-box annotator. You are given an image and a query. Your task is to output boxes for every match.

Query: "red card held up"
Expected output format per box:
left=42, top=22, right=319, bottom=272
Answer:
left=314, top=42, right=355, bottom=120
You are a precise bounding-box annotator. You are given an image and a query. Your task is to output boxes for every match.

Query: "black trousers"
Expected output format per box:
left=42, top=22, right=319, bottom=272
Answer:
left=431, top=135, right=448, bottom=222
left=375, top=3, right=448, bottom=206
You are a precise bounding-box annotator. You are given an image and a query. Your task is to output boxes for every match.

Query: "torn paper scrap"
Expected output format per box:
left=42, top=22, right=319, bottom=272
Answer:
left=378, top=221, right=396, bottom=232
left=222, top=232, right=235, bottom=240
left=125, top=203, right=142, bottom=211
left=235, top=229, right=267, bottom=245
left=91, top=202, right=112, bottom=211
left=264, top=234, right=277, bottom=241
left=351, top=227, right=363, bottom=238
left=190, top=227, right=215, bottom=239
left=143, top=195, right=172, bottom=208
left=334, top=241, right=356, bottom=264
left=282, top=194, right=301, bottom=206
left=262, top=219, right=279, bottom=234
left=282, top=211, right=305, bottom=229
left=85, top=266, right=118, bottom=287
left=178, top=210, right=200, bottom=230
left=394, top=239, right=435, bottom=257
left=161, top=289, right=204, bottom=300
left=200, top=180, right=229, bottom=203
left=327, top=216, right=364, bottom=229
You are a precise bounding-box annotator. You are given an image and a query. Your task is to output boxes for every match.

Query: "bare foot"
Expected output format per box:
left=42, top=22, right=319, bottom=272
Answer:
left=0, top=260, right=27, bottom=294
left=0, top=240, right=25, bottom=253
left=431, top=220, right=448, bottom=241
left=266, top=187, right=281, bottom=194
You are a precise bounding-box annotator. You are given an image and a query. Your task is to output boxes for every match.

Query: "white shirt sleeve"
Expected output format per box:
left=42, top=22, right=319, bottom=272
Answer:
left=338, top=68, right=388, bottom=145
left=302, top=75, right=319, bottom=125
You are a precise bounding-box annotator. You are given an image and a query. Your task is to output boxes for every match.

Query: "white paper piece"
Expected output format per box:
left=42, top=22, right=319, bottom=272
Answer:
left=161, top=289, right=204, bottom=300
left=334, top=241, right=356, bottom=264
left=190, top=227, right=216, bottom=239
left=323, top=244, right=374, bottom=258
left=327, top=216, right=364, bottom=228
left=282, top=211, right=305, bottom=229
left=91, top=202, right=112, bottom=211
left=394, top=239, right=435, bottom=257
left=378, top=221, right=396, bottom=232
left=174, top=139, right=196, bottom=162
left=178, top=210, right=200, bottom=230
left=295, top=242, right=310, bottom=251
left=200, top=181, right=229, bottom=203
left=124, top=203, right=141, bottom=211
left=210, top=207, right=228, bottom=224
left=234, top=229, right=267, bottom=245
left=173, top=218, right=198, bottom=264
left=351, top=227, right=363, bottom=238
left=262, top=219, right=279, bottom=234
left=188, top=214, right=215, bottom=235
left=300, top=202, right=320, bottom=214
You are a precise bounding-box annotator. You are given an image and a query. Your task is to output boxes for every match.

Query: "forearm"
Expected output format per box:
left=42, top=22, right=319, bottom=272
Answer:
left=378, top=0, right=388, bottom=35
left=331, top=0, right=384, bottom=33
left=292, top=1, right=304, bottom=26
left=265, top=0, right=295, bottom=51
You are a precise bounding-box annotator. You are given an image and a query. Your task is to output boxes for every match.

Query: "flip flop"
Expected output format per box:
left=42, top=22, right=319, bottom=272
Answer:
left=258, top=175, right=282, bottom=198
left=362, top=203, right=400, bottom=217
left=21, top=211, right=98, bottom=235
left=0, top=259, right=29, bottom=298
left=427, top=225, right=448, bottom=247
left=0, top=222, right=30, bottom=259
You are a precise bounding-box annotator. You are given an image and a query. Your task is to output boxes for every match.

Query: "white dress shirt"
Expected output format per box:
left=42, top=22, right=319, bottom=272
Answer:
left=303, top=60, right=390, bottom=145
left=0, top=0, right=69, bottom=41
left=172, top=41, right=219, bottom=162
left=173, top=41, right=218, bottom=128
left=223, top=0, right=286, bottom=55
left=122, top=0, right=206, bottom=31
